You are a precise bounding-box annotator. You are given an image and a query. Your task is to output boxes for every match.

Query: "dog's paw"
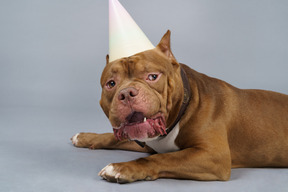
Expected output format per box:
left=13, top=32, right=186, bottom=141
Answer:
left=71, top=132, right=92, bottom=148
left=98, top=162, right=157, bottom=184
left=71, top=132, right=111, bottom=149
left=98, top=164, right=122, bottom=183
left=71, top=133, right=80, bottom=146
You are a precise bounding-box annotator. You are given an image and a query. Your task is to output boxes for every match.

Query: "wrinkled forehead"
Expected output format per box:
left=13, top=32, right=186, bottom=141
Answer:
left=101, top=52, right=169, bottom=86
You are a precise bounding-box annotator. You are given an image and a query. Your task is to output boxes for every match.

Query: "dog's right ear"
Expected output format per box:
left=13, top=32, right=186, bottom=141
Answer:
left=106, top=54, right=109, bottom=65
left=156, top=30, right=177, bottom=63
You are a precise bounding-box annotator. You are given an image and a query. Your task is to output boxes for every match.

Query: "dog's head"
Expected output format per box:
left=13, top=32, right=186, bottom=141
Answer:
left=100, top=30, right=184, bottom=142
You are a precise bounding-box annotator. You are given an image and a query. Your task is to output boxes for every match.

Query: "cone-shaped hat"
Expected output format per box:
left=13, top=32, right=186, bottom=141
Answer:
left=109, top=0, right=154, bottom=62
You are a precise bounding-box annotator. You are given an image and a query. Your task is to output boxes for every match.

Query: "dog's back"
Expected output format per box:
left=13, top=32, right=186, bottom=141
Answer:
left=184, top=64, right=288, bottom=168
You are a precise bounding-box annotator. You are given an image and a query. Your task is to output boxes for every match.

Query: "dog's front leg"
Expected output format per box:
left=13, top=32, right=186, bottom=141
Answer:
left=99, top=147, right=231, bottom=183
left=71, top=132, right=153, bottom=152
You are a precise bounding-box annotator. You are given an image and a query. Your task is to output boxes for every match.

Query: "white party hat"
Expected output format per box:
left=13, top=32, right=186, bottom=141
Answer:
left=109, top=0, right=155, bottom=62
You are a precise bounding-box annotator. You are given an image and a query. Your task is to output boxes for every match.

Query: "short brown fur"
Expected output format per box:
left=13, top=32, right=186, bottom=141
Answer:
left=72, top=30, right=288, bottom=183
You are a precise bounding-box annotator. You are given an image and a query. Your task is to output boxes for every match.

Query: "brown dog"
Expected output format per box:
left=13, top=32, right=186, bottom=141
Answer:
left=72, top=30, right=288, bottom=183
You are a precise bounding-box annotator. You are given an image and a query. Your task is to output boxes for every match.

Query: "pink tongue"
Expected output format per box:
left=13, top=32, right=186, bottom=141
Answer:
left=124, top=121, right=153, bottom=140
left=113, top=118, right=166, bottom=140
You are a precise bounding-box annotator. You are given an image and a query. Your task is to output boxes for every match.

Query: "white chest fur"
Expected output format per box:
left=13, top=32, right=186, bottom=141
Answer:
left=145, top=123, right=180, bottom=153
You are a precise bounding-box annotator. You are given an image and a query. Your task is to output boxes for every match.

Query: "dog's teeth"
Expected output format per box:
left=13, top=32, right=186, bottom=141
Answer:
left=144, top=117, right=147, bottom=122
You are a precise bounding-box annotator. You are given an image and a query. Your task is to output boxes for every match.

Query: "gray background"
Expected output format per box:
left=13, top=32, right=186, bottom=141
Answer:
left=0, top=0, right=287, bottom=191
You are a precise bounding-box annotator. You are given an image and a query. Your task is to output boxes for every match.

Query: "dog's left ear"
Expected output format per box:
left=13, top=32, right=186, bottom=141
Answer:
left=106, top=54, right=109, bottom=65
left=156, top=30, right=177, bottom=63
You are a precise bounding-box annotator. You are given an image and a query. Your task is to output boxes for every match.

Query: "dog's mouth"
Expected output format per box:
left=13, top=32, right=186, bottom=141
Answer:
left=113, top=112, right=167, bottom=141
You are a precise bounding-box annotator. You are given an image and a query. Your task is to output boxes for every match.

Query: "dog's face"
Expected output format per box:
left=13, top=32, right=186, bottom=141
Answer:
left=100, top=31, right=183, bottom=142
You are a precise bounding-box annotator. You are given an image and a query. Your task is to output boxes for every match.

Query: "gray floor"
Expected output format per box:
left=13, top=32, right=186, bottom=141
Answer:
left=1, top=107, right=287, bottom=192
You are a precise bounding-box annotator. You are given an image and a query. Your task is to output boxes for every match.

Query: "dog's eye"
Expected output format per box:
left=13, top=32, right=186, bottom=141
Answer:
left=147, top=74, right=158, bottom=81
left=106, top=80, right=116, bottom=89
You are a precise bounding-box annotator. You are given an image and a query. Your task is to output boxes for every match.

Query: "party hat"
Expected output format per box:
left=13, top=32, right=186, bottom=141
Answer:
left=109, top=0, right=155, bottom=62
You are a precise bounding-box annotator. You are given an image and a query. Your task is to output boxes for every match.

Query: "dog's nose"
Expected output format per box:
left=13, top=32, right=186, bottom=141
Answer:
left=118, top=87, right=139, bottom=102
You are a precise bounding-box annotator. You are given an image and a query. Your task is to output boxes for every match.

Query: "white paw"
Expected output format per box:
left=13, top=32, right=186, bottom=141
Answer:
left=71, top=133, right=80, bottom=145
left=98, top=164, right=121, bottom=181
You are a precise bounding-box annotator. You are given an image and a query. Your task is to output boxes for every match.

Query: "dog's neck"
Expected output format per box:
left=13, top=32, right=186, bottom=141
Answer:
left=135, top=65, right=192, bottom=148
left=164, top=65, right=191, bottom=135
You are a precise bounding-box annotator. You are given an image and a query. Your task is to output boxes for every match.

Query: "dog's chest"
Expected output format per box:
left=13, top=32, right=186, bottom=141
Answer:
left=145, top=123, right=180, bottom=153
